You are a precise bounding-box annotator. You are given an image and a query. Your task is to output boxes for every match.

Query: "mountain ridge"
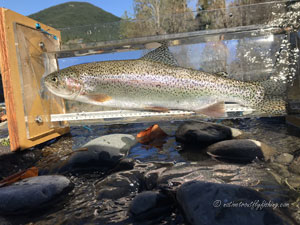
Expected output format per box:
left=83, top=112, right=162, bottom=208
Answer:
left=29, top=2, right=121, bottom=43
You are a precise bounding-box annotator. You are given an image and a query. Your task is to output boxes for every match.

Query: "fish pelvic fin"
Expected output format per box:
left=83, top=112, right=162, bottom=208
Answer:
left=197, top=102, right=227, bottom=118
left=140, top=42, right=179, bottom=67
left=85, top=94, right=112, bottom=103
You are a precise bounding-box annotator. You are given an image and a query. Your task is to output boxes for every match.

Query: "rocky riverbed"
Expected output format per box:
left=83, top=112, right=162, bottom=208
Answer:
left=0, top=117, right=300, bottom=225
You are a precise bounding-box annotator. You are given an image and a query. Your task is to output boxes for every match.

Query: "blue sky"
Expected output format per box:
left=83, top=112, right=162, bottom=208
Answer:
left=0, top=0, right=238, bottom=68
left=0, top=0, right=135, bottom=17
left=0, top=0, right=201, bottom=17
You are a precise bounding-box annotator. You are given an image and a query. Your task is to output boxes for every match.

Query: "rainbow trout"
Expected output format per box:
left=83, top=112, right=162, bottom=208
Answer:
left=44, top=45, right=285, bottom=117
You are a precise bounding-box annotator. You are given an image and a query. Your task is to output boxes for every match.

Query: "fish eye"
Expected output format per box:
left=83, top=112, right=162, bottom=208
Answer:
left=52, top=76, right=58, bottom=82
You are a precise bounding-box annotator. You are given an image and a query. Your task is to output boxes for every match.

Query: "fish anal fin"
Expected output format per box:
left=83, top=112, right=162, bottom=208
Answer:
left=145, top=106, right=169, bottom=112
left=197, top=102, right=226, bottom=117
left=86, top=94, right=112, bottom=102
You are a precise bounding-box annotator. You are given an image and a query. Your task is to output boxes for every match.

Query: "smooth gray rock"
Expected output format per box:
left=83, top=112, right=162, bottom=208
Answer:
left=176, top=181, right=286, bottom=225
left=129, top=191, right=172, bottom=221
left=206, top=139, right=276, bottom=163
left=0, top=175, right=71, bottom=214
left=175, top=121, right=242, bottom=148
left=83, top=134, right=137, bottom=153
left=54, top=134, right=137, bottom=173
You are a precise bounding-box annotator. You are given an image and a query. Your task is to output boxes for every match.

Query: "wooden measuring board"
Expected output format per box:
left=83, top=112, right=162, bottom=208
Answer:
left=0, top=8, right=69, bottom=151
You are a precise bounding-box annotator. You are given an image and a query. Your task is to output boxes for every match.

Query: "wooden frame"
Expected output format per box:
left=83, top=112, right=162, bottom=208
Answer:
left=0, top=8, right=69, bottom=151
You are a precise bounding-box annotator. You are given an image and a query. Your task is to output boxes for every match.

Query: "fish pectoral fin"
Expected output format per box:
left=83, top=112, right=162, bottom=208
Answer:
left=145, top=106, right=169, bottom=112
left=197, top=102, right=227, bottom=117
left=86, top=94, right=112, bottom=103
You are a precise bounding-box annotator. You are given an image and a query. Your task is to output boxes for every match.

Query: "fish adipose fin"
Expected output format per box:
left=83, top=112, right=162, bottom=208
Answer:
left=215, top=71, right=229, bottom=78
left=145, top=106, right=169, bottom=112
left=197, top=102, right=227, bottom=117
left=140, top=43, right=179, bottom=67
left=86, top=94, right=112, bottom=103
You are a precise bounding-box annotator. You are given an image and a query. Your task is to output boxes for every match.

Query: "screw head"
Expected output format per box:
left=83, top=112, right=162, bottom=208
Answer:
left=35, top=116, right=43, bottom=124
left=39, top=42, right=45, bottom=49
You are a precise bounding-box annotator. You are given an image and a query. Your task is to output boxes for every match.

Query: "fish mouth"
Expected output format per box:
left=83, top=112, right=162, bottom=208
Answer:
left=43, top=82, right=57, bottom=95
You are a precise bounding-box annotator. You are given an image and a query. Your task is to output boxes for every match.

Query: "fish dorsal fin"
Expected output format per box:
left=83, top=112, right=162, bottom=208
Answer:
left=140, top=43, right=179, bottom=67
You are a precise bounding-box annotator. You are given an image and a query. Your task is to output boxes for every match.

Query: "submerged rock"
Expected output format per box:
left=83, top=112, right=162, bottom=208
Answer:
left=269, top=163, right=290, bottom=179
left=206, top=139, right=276, bottom=163
left=51, top=134, right=137, bottom=173
left=109, top=158, right=135, bottom=173
left=176, top=181, right=286, bottom=225
left=274, top=153, right=294, bottom=165
left=0, top=216, right=11, bottom=225
left=157, top=162, right=221, bottom=190
left=129, top=191, right=172, bottom=221
left=286, top=176, right=300, bottom=190
left=157, top=162, right=289, bottom=203
left=96, top=169, right=144, bottom=200
left=144, top=167, right=169, bottom=190
left=289, top=156, right=300, bottom=175
left=175, top=121, right=242, bottom=148
left=0, top=175, right=72, bottom=215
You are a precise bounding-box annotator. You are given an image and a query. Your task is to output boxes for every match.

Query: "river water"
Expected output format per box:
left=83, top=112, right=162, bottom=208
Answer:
left=2, top=117, right=299, bottom=225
